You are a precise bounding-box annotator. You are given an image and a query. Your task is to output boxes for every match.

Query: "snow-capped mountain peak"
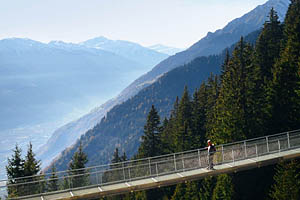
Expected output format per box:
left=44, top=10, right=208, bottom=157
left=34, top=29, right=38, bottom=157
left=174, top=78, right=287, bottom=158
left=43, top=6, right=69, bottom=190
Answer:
left=148, top=44, right=184, bottom=55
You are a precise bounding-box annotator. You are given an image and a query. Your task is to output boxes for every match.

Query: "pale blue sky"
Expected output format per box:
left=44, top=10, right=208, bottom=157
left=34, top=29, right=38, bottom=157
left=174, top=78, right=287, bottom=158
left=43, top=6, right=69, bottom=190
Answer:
left=0, top=0, right=268, bottom=48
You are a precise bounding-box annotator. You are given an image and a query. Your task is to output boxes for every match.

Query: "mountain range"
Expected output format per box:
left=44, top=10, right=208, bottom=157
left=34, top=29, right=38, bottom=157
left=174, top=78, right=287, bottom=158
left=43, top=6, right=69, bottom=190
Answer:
left=80, top=37, right=169, bottom=68
left=44, top=0, right=290, bottom=171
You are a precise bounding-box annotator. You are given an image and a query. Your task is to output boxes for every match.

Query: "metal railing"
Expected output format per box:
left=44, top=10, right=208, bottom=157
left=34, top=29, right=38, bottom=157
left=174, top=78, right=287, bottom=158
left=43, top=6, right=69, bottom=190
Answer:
left=1, top=129, right=300, bottom=199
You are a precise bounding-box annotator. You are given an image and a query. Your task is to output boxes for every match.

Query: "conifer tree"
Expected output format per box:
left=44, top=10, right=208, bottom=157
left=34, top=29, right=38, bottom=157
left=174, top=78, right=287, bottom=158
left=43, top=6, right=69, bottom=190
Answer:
left=185, top=181, right=200, bottom=200
left=6, top=144, right=25, bottom=197
left=171, top=96, right=180, bottom=118
left=22, top=142, right=42, bottom=195
left=199, top=176, right=216, bottom=200
left=212, top=174, right=234, bottom=200
left=174, top=86, right=193, bottom=152
left=48, top=166, right=59, bottom=192
left=24, top=142, right=41, bottom=177
left=68, top=142, right=89, bottom=188
left=269, top=160, right=300, bottom=200
left=160, top=117, right=174, bottom=154
left=205, top=74, right=220, bottom=141
left=62, top=175, right=70, bottom=190
left=220, top=50, right=230, bottom=81
left=192, top=83, right=207, bottom=148
left=209, top=38, right=253, bottom=144
left=271, top=0, right=300, bottom=132
left=247, top=8, right=283, bottom=137
left=171, top=183, right=186, bottom=200
left=6, top=145, right=25, bottom=181
left=138, top=105, right=161, bottom=157
left=121, top=152, right=127, bottom=162
left=161, top=97, right=181, bottom=153
left=111, top=148, right=122, bottom=164
left=255, top=8, right=283, bottom=81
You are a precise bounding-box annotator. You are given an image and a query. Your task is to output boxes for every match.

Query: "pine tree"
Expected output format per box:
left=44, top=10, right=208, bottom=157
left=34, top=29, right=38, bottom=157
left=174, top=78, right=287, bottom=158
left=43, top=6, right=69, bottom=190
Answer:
left=6, top=145, right=25, bottom=181
left=24, top=142, right=41, bottom=177
left=271, top=0, right=300, bottom=132
left=121, top=152, right=127, bottom=162
left=138, top=105, right=161, bottom=158
left=68, top=142, right=89, bottom=188
left=192, top=83, right=207, bottom=148
left=255, top=8, right=283, bottom=81
left=6, top=144, right=25, bottom=197
left=220, top=50, right=230, bottom=81
left=171, top=183, right=186, bottom=200
left=205, top=74, right=220, bottom=141
left=269, top=160, right=300, bottom=200
left=19, top=142, right=42, bottom=195
left=212, top=174, right=234, bottom=200
left=38, top=174, right=47, bottom=195
left=209, top=38, right=253, bottom=144
left=62, top=175, right=70, bottom=190
left=174, top=86, right=193, bottom=152
left=160, top=97, right=180, bottom=153
left=185, top=181, right=200, bottom=200
left=48, top=166, right=59, bottom=192
left=111, top=148, right=122, bottom=164
left=248, top=8, right=283, bottom=137
left=199, top=176, right=216, bottom=200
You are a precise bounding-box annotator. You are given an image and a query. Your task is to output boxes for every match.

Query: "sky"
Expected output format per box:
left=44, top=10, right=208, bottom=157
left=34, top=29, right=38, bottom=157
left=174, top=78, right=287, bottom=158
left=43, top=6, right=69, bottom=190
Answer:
left=0, top=0, right=268, bottom=48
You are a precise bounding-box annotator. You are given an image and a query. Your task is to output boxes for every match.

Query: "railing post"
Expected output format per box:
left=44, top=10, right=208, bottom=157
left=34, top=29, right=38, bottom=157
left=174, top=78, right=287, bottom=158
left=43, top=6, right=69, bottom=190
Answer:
left=198, top=149, right=201, bottom=167
left=68, top=175, right=72, bottom=190
left=174, top=154, right=177, bottom=171
left=128, top=166, right=131, bottom=181
left=232, top=149, right=234, bottom=164
left=182, top=156, right=185, bottom=172
left=255, top=144, right=258, bottom=158
left=148, top=158, right=151, bottom=176
left=266, top=136, right=269, bottom=153
left=123, top=163, right=126, bottom=180
left=39, top=179, right=43, bottom=194
left=278, top=140, right=281, bottom=153
left=222, top=145, right=224, bottom=163
left=287, top=132, right=290, bottom=148
left=96, top=168, right=99, bottom=185
left=244, top=141, right=247, bottom=158
left=155, top=163, right=159, bottom=177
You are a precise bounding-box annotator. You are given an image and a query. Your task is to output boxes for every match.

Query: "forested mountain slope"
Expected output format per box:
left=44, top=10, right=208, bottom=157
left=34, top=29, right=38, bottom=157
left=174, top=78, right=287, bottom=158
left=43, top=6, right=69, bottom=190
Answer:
left=51, top=31, right=260, bottom=171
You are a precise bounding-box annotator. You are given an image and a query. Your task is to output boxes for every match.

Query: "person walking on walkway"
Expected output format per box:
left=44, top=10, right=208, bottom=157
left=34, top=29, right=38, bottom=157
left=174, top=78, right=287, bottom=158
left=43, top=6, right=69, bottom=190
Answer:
left=207, top=140, right=216, bottom=170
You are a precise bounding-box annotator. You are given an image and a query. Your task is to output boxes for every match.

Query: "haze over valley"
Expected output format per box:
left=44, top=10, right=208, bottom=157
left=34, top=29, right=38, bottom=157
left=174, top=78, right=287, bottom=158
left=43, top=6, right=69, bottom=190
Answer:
left=0, top=37, right=172, bottom=178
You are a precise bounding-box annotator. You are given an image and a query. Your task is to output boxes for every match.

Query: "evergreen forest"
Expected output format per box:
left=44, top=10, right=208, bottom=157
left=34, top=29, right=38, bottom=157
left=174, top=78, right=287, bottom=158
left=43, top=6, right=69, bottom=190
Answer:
left=102, top=2, right=300, bottom=199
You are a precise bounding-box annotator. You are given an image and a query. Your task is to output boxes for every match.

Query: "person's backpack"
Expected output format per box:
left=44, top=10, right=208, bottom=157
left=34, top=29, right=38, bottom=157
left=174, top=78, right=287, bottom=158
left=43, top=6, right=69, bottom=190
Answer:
left=210, top=145, right=216, bottom=154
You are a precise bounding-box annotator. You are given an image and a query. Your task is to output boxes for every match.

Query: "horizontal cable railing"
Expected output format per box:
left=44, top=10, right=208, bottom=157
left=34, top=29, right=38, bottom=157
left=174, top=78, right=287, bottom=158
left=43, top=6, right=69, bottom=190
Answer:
left=1, top=129, right=300, bottom=199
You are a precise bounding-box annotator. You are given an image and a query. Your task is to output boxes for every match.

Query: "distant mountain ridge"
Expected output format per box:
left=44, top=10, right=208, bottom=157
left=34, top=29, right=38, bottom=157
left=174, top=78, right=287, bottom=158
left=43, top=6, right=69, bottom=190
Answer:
left=80, top=37, right=169, bottom=68
left=41, top=0, right=289, bottom=169
left=148, top=44, right=184, bottom=55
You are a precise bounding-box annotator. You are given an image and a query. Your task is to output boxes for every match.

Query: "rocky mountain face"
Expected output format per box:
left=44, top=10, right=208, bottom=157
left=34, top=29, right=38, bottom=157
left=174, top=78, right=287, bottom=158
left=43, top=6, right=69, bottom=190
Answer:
left=41, top=0, right=289, bottom=170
